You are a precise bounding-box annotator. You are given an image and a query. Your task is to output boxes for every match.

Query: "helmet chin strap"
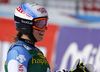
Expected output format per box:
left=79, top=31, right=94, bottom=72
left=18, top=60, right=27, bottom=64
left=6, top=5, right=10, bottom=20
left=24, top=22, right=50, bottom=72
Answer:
left=28, top=34, right=37, bottom=43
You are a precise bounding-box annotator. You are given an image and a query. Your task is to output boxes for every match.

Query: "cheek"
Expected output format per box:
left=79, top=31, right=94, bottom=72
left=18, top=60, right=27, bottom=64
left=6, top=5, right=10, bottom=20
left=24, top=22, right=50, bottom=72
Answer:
left=33, top=29, right=45, bottom=41
left=33, top=30, right=39, bottom=38
left=33, top=30, right=42, bottom=41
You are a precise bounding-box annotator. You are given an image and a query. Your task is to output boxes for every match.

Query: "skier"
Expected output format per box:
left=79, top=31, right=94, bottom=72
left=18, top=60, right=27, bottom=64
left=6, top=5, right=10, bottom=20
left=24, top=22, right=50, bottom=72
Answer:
left=5, top=3, right=50, bottom=72
left=5, top=2, right=94, bottom=72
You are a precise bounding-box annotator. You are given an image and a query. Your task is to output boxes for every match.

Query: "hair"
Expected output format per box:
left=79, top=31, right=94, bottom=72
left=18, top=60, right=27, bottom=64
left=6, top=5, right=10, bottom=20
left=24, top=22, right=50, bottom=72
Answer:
left=13, top=31, right=23, bottom=42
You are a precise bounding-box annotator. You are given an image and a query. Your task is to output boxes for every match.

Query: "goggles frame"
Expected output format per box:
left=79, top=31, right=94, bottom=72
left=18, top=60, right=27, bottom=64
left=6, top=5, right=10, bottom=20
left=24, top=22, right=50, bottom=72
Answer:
left=33, top=17, right=48, bottom=30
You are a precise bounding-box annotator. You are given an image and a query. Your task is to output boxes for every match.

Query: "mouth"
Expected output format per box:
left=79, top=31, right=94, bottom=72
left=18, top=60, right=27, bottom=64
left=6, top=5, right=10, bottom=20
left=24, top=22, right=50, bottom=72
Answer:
left=39, top=32, right=44, bottom=36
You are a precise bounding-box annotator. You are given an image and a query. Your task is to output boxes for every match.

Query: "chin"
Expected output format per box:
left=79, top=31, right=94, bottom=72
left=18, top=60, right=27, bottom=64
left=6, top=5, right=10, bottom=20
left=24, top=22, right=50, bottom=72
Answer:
left=37, top=38, right=43, bottom=42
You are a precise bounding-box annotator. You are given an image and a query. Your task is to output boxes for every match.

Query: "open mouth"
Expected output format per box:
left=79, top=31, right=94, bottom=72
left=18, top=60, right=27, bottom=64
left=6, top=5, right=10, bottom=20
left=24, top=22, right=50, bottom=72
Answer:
left=39, top=33, right=44, bottom=36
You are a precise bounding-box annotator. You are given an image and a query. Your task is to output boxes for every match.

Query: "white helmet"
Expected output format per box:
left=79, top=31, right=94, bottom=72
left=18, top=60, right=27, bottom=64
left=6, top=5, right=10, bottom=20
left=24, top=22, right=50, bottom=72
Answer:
left=14, top=3, right=48, bottom=42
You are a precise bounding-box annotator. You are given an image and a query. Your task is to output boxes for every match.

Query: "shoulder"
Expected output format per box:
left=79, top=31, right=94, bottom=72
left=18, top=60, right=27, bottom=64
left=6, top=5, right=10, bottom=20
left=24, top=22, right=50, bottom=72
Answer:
left=7, top=44, right=32, bottom=57
left=7, top=44, right=32, bottom=64
left=11, top=45, right=28, bottom=54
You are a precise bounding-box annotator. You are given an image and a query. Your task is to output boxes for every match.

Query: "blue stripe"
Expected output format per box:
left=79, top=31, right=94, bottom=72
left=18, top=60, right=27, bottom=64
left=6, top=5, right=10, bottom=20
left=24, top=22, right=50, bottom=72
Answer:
left=71, top=14, right=100, bottom=22
left=21, top=4, right=37, bottom=18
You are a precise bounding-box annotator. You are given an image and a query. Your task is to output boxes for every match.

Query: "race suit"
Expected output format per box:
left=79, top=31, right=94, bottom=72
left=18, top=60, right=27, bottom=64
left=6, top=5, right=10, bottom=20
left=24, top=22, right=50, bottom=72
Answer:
left=5, top=40, right=51, bottom=72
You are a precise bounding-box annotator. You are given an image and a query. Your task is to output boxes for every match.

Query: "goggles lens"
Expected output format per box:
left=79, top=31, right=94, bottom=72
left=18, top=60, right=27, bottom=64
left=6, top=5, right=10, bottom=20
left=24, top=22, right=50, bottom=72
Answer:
left=33, top=18, right=48, bottom=30
left=35, top=19, right=47, bottom=29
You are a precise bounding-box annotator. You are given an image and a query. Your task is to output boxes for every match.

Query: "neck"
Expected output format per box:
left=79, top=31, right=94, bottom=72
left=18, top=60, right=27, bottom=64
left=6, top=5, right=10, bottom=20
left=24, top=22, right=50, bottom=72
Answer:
left=21, top=34, right=30, bottom=40
left=21, top=34, right=37, bottom=43
left=19, top=38, right=35, bottom=46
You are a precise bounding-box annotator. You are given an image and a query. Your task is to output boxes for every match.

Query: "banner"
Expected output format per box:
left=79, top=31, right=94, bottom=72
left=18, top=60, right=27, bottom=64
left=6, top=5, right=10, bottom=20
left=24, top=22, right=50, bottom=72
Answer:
left=83, top=0, right=93, bottom=11
left=83, top=0, right=100, bottom=12
left=0, top=18, right=16, bottom=42
left=0, top=0, right=9, bottom=3
left=54, top=26, right=100, bottom=72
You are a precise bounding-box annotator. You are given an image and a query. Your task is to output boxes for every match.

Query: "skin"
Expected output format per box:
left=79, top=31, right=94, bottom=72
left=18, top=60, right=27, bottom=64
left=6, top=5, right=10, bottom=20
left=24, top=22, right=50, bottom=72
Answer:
left=33, top=29, right=46, bottom=41
left=21, top=28, right=46, bottom=42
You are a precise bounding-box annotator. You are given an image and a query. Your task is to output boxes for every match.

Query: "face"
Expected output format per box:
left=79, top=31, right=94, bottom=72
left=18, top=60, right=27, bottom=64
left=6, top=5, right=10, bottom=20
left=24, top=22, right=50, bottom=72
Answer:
left=33, top=28, right=46, bottom=42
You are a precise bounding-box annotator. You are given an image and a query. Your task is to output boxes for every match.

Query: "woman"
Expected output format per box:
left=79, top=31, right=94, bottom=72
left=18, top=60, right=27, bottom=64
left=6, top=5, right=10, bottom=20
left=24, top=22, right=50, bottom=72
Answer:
left=5, top=3, right=51, bottom=72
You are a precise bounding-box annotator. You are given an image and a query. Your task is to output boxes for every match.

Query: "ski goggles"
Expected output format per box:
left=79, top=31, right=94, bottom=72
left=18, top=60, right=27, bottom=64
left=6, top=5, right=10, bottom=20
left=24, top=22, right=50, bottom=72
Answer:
left=33, top=18, right=48, bottom=30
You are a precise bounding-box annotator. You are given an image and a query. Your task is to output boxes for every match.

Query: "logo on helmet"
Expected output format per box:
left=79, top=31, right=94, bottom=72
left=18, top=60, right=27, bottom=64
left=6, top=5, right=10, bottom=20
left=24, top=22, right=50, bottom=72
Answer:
left=21, top=20, right=33, bottom=25
left=17, top=6, right=30, bottom=17
left=29, top=3, right=38, bottom=7
left=37, top=8, right=47, bottom=14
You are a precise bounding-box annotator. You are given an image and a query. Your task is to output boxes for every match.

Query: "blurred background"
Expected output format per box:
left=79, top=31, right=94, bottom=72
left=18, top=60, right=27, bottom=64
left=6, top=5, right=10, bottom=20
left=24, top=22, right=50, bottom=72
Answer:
left=0, top=0, right=100, bottom=72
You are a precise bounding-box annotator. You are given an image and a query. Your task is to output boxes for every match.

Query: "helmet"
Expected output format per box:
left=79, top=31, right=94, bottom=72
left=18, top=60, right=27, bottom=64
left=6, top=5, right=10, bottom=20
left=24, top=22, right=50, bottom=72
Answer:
left=14, top=3, right=48, bottom=42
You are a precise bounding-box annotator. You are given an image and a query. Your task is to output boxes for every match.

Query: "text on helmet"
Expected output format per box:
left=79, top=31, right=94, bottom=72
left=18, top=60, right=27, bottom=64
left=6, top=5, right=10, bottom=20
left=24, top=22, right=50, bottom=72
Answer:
left=37, top=8, right=47, bottom=14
